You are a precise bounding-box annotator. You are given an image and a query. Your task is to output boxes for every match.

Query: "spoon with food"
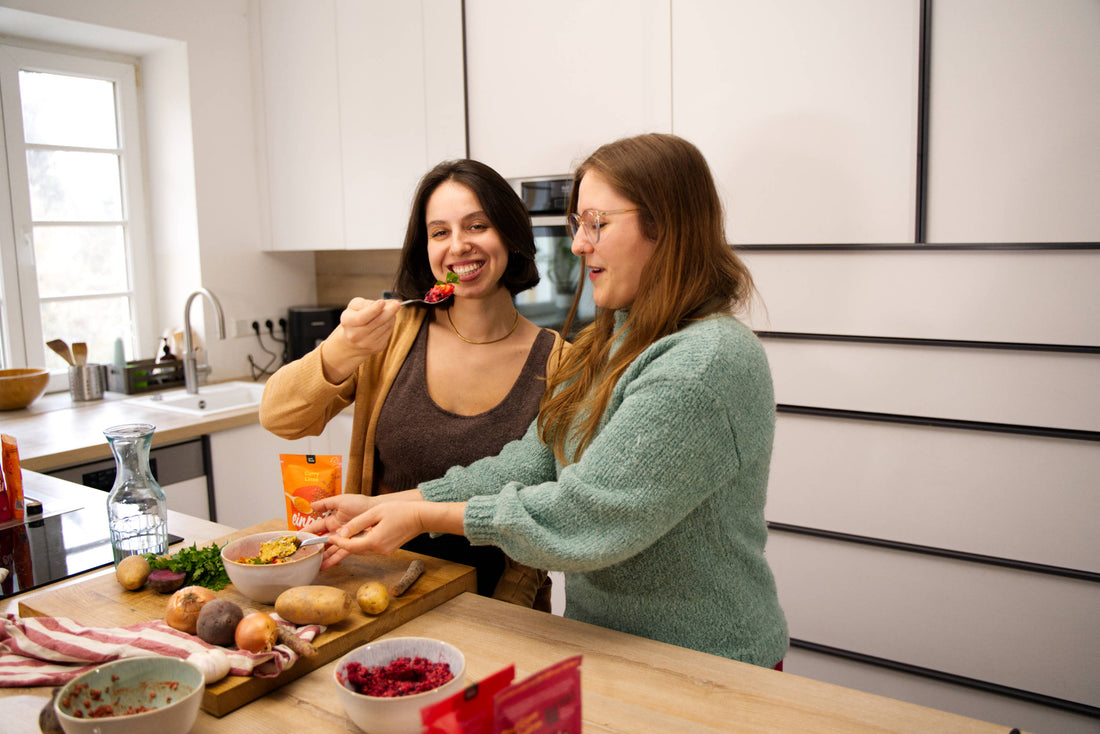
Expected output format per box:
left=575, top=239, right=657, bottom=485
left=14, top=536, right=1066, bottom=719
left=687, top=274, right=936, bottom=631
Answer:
left=399, top=272, right=458, bottom=305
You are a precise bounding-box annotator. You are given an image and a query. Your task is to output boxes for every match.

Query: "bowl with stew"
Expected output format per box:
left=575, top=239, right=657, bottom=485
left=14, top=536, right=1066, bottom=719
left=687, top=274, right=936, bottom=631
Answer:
left=334, top=636, right=466, bottom=734
left=53, top=656, right=204, bottom=734
left=220, top=529, right=323, bottom=603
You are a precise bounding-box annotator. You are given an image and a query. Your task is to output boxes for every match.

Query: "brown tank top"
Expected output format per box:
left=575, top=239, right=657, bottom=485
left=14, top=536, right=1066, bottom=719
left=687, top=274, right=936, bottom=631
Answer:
left=374, top=321, right=555, bottom=597
left=375, top=321, right=555, bottom=493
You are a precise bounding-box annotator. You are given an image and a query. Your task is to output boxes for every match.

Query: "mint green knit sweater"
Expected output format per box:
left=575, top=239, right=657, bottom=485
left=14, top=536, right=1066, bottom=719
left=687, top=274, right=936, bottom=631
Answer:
left=420, top=313, right=788, bottom=666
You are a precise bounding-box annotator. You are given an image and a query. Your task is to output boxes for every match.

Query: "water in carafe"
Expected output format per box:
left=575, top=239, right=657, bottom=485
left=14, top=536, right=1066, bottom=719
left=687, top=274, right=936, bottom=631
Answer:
left=104, top=423, right=168, bottom=564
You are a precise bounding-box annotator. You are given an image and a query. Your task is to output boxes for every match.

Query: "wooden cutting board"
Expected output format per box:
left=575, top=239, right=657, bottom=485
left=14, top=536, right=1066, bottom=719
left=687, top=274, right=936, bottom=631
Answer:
left=17, top=518, right=477, bottom=717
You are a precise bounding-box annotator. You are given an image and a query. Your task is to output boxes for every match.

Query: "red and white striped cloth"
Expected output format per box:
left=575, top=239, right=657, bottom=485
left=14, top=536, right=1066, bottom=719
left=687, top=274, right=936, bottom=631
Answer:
left=0, top=613, right=322, bottom=687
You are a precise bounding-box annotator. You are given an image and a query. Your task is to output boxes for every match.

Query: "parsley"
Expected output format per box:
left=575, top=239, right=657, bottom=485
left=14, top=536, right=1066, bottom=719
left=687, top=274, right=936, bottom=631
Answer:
left=145, top=542, right=230, bottom=591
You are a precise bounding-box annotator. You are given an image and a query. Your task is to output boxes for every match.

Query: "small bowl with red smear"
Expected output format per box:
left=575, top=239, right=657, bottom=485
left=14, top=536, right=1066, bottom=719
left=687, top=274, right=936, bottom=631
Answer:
left=334, top=636, right=466, bottom=734
left=53, top=656, right=204, bottom=734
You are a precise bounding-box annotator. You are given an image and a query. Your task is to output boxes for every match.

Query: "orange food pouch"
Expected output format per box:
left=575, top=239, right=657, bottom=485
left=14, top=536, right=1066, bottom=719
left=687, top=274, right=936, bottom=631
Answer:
left=1, top=434, right=24, bottom=521
left=280, top=454, right=342, bottom=530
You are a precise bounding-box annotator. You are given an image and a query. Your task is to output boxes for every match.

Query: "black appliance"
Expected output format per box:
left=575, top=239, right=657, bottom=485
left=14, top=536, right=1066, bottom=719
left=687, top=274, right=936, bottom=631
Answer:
left=287, top=305, right=342, bottom=361
left=520, top=177, right=571, bottom=215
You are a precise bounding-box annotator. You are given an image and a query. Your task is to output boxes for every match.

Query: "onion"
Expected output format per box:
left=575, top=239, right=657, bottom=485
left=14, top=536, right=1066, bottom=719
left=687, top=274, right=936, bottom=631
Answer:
left=235, top=612, right=279, bottom=653
left=165, top=585, right=217, bottom=634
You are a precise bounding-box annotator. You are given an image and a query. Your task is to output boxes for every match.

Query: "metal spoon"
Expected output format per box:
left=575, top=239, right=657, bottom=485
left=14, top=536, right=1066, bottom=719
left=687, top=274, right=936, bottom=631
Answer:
left=298, top=535, right=329, bottom=548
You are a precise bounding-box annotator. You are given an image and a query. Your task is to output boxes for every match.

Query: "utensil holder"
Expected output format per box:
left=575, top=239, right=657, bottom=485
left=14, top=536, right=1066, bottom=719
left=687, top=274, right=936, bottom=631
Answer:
left=69, top=364, right=106, bottom=402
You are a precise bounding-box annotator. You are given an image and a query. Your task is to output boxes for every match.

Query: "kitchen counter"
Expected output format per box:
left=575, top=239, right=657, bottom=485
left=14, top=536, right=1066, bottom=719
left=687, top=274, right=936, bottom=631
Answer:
left=0, top=475, right=1022, bottom=733
left=2, top=382, right=264, bottom=473
left=1, top=592, right=1021, bottom=733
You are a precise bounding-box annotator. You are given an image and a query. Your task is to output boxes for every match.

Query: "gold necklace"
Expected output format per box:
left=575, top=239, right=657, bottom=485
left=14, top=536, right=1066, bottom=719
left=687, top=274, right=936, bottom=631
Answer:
left=446, top=308, right=520, bottom=345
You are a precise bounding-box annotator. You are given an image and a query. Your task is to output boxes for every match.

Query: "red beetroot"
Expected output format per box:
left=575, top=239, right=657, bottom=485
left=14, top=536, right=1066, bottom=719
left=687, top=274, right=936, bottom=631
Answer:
left=342, top=656, right=453, bottom=697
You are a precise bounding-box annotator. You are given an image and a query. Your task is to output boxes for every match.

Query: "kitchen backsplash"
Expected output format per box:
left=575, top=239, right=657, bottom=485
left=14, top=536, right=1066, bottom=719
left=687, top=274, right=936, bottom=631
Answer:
left=314, top=250, right=402, bottom=306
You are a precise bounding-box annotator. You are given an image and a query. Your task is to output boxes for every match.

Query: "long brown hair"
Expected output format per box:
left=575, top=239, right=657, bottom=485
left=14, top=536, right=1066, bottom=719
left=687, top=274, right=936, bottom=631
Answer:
left=393, top=159, right=540, bottom=300
left=538, top=134, right=756, bottom=463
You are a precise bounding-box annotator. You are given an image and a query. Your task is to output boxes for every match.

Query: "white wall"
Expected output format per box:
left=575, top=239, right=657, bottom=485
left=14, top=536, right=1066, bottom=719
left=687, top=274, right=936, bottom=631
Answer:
left=0, top=0, right=316, bottom=379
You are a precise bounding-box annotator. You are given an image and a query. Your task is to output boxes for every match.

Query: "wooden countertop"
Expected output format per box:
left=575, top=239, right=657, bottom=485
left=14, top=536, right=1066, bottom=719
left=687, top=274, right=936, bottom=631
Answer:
left=1, top=589, right=1021, bottom=733
left=0, top=479, right=1022, bottom=732
left=2, top=382, right=263, bottom=472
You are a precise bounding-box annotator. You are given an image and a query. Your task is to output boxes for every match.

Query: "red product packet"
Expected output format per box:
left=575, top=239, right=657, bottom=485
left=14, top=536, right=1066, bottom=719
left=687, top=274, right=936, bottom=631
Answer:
left=493, top=656, right=582, bottom=734
left=0, top=458, right=12, bottom=523
left=420, top=664, right=516, bottom=734
left=280, top=454, right=342, bottom=530
left=1, top=434, right=24, bottom=521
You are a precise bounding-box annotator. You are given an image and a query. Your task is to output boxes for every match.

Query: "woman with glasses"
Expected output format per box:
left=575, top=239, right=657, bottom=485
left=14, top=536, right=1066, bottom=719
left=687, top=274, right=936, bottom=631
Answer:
left=305, top=134, right=788, bottom=667
left=261, top=159, right=567, bottom=611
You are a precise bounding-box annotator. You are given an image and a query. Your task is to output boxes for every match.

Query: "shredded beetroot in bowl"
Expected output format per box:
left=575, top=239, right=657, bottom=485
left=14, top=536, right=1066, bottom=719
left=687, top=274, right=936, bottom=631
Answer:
left=342, top=655, right=453, bottom=697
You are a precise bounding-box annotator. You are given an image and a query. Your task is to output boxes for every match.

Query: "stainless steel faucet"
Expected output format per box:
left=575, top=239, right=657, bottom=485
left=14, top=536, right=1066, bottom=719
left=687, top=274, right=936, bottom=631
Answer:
left=182, top=288, right=227, bottom=394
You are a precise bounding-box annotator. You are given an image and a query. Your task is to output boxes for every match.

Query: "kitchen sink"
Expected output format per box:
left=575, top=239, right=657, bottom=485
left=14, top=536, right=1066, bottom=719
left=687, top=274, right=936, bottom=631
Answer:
left=126, top=381, right=265, bottom=416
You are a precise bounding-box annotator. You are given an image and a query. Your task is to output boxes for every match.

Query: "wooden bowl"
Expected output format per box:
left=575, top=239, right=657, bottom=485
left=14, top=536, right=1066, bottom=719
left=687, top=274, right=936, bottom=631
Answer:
left=0, top=368, right=49, bottom=410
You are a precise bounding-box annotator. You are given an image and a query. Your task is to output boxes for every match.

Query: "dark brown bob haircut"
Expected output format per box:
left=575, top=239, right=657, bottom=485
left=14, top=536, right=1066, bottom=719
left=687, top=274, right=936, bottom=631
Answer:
left=393, top=159, right=540, bottom=300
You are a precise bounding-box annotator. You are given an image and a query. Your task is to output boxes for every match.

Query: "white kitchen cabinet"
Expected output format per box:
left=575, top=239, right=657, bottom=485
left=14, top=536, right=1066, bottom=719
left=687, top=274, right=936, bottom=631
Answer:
left=209, top=414, right=353, bottom=530
left=671, top=0, right=921, bottom=244
left=464, top=0, right=672, bottom=178
left=924, top=0, right=1100, bottom=242
left=252, top=0, right=466, bottom=251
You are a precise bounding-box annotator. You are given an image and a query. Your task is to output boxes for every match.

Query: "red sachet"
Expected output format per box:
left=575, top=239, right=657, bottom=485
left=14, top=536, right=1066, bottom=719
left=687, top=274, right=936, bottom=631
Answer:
left=493, top=656, right=582, bottom=734
left=420, top=664, right=515, bottom=734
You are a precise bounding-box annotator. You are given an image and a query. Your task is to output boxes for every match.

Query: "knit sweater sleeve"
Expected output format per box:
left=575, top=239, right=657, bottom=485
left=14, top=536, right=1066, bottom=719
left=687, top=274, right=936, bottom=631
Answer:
left=419, top=418, right=559, bottom=502
left=450, top=318, right=775, bottom=573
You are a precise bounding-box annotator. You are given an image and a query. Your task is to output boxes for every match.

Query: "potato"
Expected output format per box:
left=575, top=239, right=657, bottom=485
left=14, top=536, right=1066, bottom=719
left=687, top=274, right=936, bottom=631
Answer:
left=356, top=581, right=390, bottom=615
left=115, top=555, right=151, bottom=590
left=274, top=585, right=355, bottom=625
left=196, top=598, right=244, bottom=646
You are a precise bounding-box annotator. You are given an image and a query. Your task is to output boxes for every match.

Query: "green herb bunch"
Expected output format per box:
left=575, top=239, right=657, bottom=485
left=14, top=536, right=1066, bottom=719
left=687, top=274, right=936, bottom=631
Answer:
left=145, top=542, right=230, bottom=591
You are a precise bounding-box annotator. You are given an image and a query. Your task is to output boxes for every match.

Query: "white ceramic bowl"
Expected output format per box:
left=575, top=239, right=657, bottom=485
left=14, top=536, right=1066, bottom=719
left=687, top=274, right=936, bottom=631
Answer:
left=53, top=656, right=204, bottom=734
left=220, top=530, right=323, bottom=603
left=334, top=637, right=466, bottom=734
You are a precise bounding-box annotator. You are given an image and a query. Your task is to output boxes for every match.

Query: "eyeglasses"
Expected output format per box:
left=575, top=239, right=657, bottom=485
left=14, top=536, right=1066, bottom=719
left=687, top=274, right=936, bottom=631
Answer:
left=567, top=208, right=640, bottom=245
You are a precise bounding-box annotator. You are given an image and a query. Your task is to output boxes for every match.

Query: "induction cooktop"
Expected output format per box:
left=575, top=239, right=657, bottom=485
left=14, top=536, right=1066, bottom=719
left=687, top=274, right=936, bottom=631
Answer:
left=0, top=495, right=181, bottom=599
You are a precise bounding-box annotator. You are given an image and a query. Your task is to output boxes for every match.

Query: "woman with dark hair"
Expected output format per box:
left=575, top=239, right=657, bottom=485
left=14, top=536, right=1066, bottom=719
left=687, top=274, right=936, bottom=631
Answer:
left=305, top=134, right=788, bottom=666
left=261, top=159, right=567, bottom=610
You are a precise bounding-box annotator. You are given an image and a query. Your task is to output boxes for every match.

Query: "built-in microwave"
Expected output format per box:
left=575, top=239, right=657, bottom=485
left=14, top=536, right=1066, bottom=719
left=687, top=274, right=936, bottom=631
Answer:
left=509, top=176, right=595, bottom=324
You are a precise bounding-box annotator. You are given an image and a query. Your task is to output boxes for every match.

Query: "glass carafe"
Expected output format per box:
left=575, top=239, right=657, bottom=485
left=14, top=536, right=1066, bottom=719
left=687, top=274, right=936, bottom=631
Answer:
left=105, top=423, right=168, bottom=564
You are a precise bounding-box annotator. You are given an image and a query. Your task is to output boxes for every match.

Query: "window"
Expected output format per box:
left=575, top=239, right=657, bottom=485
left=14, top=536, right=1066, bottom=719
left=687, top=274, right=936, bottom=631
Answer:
left=0, top=44, right=153, bottom=388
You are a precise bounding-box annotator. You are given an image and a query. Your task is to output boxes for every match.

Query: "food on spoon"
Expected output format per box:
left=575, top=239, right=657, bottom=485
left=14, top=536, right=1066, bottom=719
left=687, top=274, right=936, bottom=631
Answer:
left=275, top=585, right=356, bottom=625
left=115, top=554, right=151, bottom=590
left=147, top=568, right=187, bottom=594
left=390, top=559, right=425, bottom=597
left=165, top=586, right=216, bottom=634
left=356, top=581, right=390, bottom=615
left=196, top=598, right=244, bottom=646
left=424, top=271, right=460, bottom=303
left=235, top=612, right=279, bottom=653
left=239, top=535, right=300, bottom=564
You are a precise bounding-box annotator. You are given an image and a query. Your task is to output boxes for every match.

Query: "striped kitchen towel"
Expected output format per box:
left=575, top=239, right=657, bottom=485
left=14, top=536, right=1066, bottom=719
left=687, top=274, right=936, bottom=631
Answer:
left=0, top=613, right=321, bottom=687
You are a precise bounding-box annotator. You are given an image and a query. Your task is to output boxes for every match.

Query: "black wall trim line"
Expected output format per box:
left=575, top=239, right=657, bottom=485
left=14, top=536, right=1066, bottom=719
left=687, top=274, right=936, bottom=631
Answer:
left=915, top=0, right=931, bottom=243
left=776, top=404, right=1100, bottom=443
left=768, top=522, right=1100, bottom=583
left=734, top=242, right=1100, bottom=251
left=756, top=330, right=1099, bottom=355
left=788, top=638, right=1100, bottom=719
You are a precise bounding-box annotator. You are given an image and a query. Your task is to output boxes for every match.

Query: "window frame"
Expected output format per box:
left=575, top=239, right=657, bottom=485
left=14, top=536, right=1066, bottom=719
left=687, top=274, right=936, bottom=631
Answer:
left=0, top=43, right=155, bottom=390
